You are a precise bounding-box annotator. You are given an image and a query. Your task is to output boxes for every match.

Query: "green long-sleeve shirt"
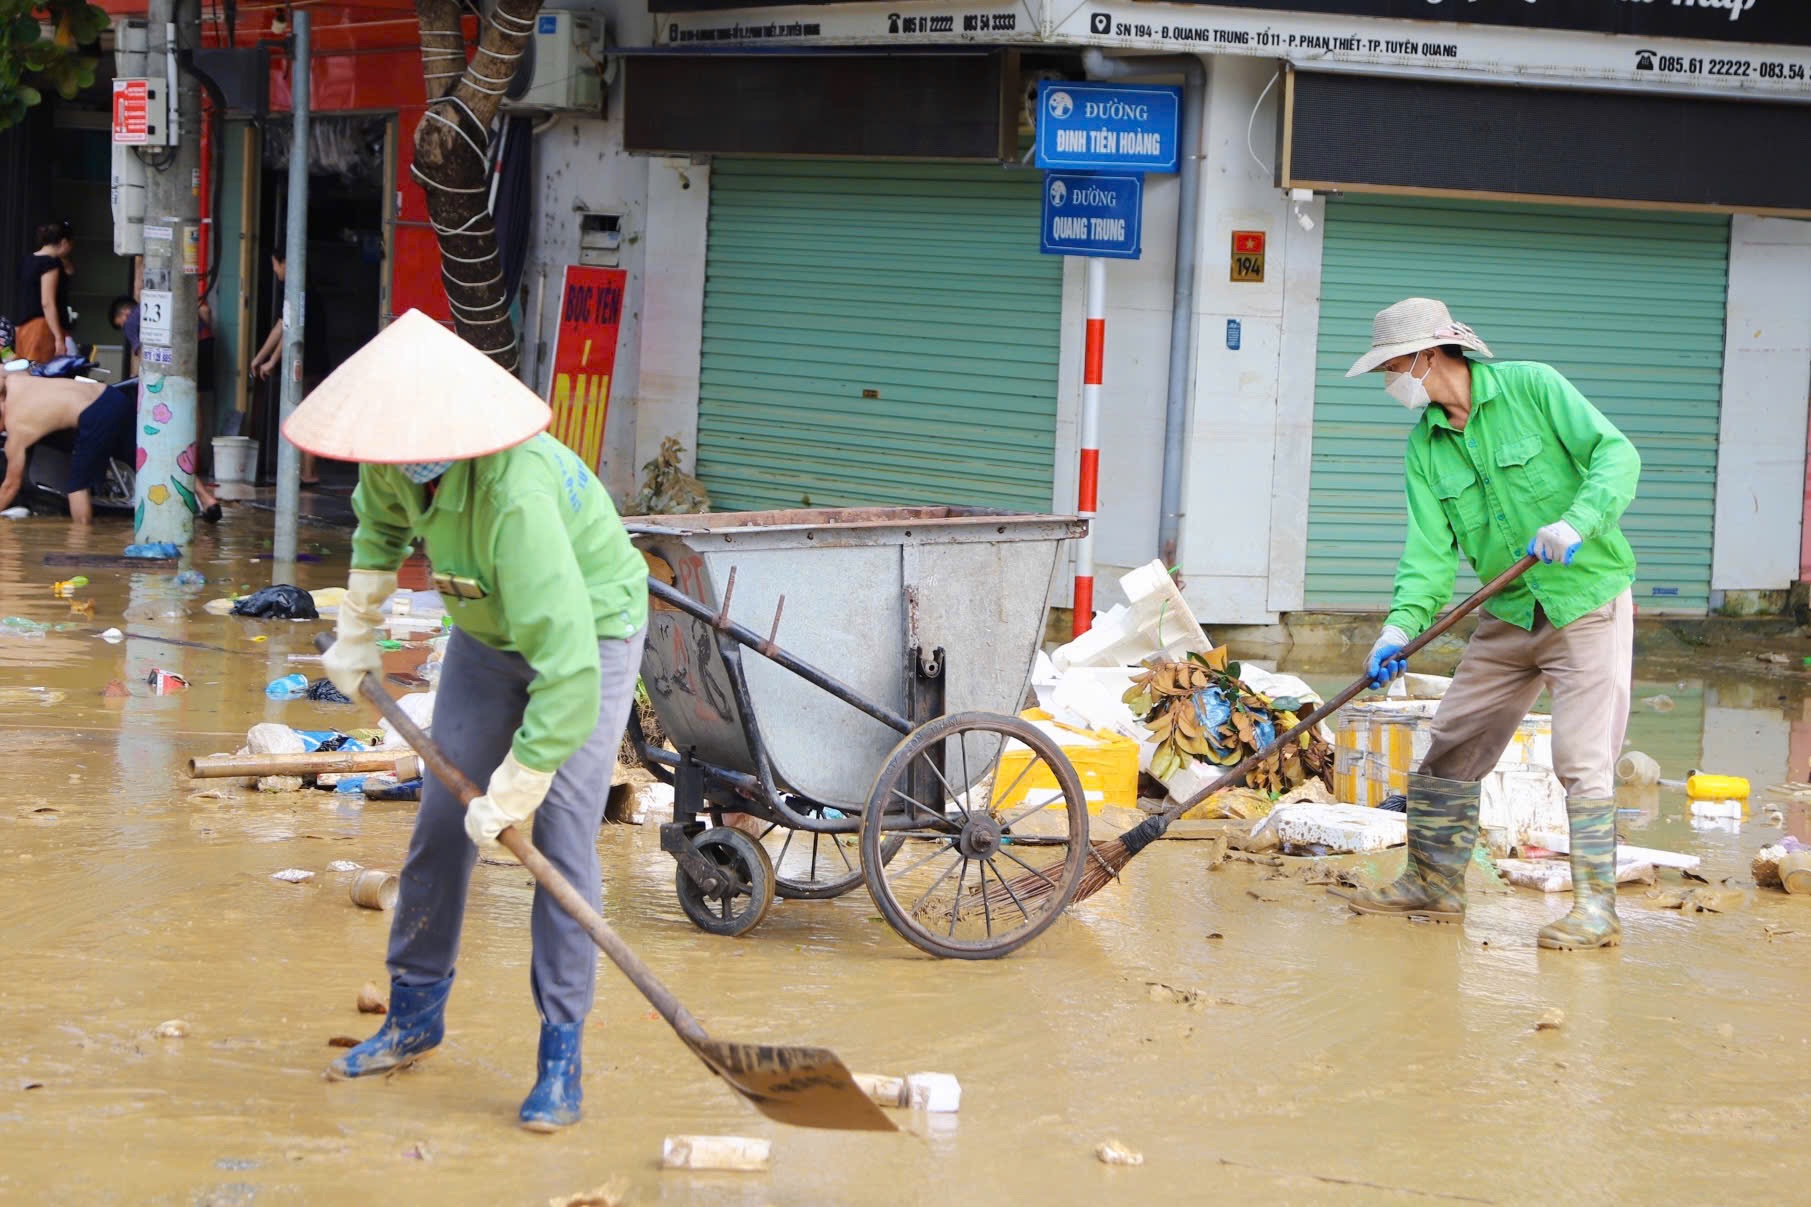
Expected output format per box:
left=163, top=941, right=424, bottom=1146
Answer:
left=1385, top=360, right=1640, bottom=637
left=349, top=433, right=649, bottom=772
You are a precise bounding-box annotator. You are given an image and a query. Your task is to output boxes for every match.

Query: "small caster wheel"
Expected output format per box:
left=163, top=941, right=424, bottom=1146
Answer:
left=676, top=826, right=775, bottom=937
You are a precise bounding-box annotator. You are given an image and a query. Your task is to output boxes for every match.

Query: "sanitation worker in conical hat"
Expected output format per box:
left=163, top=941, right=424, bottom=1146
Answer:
left=285, top=309, right=648, bottom=1129
left=1336, top=298, right=1641, bottom=951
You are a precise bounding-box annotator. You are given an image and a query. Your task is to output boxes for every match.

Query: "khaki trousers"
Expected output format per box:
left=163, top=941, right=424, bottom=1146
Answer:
left=1419, top=589, right=1633, bottom=799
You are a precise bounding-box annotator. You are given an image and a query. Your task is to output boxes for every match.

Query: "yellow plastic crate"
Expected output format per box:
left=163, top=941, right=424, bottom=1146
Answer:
left=991, top=710, right=1139, bottom=815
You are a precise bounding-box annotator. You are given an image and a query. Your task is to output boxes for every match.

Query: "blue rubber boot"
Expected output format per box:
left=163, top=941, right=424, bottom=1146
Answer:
left=325, top=975, right=452, bottom=1080
left=519, top=1020, right=584, bottom=1132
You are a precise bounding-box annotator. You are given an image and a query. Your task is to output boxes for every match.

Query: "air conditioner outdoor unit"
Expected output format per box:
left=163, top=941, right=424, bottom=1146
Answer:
left=504, top=11, right=604, bottom=113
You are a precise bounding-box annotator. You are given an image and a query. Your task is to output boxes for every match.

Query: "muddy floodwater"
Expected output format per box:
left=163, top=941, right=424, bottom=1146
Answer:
left=4, top=515, right=1810, bottom=1205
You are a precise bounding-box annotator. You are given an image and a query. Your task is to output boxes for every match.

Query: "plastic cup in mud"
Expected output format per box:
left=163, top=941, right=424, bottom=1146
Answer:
left=349, top=870, right=399, bottom=910
left=1779, top=852, right=1811, bottom=895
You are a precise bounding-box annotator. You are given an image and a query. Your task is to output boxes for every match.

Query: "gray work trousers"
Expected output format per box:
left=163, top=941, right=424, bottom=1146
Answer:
left=387, top=624, right=647, bottom=1024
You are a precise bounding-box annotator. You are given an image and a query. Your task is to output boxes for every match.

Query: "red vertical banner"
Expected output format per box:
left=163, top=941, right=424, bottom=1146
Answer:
left=548, top=265, right=626, bottom=472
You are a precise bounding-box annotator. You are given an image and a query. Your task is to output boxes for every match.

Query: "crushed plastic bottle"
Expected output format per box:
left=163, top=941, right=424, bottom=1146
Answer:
left=265, top=673, right=309, bottom=699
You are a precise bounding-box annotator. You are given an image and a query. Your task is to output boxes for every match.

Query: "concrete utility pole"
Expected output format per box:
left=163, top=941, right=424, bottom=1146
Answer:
left=271, top=10, right=309, bottom=572
left=134, top=0, right=202, bottom=545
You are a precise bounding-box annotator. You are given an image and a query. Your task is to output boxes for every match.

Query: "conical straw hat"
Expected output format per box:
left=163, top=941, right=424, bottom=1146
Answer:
left=283, top=309, right=551, bottom=462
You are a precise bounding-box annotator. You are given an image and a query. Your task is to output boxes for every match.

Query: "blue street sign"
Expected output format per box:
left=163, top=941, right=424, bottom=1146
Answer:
left=1040, top=172, right=1143, bottom=260
left=1035, top=80, right=1181, bottom=174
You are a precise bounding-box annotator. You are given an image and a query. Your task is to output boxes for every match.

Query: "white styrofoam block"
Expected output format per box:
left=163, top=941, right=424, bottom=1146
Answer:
left=1052, top=560, right=1213, bottom=671
left=1498, top=857, right=1658, bottom=892
left=247, top=722, right=305, bottom=755
left=1479, top=768, right=1568, bottom=843
left=1161, top=758, right=1221, bottom=808
left=905, top=1072, right=962, bottom=1113
left=1250, top=803, right=1406, bottom=853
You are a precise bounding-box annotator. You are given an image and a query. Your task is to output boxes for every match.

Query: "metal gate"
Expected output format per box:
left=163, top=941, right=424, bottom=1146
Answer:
left=1306, top=195, right=1730, bottom=613
left=697, top=159, right=1062, bottom=512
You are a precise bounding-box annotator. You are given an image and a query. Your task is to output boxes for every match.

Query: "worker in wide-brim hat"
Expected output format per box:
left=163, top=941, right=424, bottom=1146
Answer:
left=286, top=310, right=648, bottom=1130
left=1335, top=298, right=1641, bottom=951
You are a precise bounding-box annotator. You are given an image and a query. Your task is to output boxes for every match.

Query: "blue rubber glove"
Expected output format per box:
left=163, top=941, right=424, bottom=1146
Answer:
left=1366, top=624, right=1410, bottom=690
left=1527, top=520, right=1582, bottom=566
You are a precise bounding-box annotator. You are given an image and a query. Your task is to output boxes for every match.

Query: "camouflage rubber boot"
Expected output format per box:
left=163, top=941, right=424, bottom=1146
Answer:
left=1537, top=797, right=1622, bottom=950
left=1335, top=772, right=1480, bottom=923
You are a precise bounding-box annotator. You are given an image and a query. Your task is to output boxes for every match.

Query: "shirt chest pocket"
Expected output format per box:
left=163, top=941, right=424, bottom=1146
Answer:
left=1494, top=432, right=1557, bottom=498
left=1433, top=469, right=1487, bottom=535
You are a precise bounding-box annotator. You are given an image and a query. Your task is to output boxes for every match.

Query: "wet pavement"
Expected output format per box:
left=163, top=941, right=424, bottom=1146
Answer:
left=4, top=513, right=1810, bottom=1204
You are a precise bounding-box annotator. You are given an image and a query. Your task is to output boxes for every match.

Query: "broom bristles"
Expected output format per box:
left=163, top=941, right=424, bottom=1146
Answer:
left=971, top=835, right=1133, bottom=912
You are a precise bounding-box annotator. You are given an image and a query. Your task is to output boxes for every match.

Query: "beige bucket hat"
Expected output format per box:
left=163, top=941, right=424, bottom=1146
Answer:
left=283, top=309, right=551, bottom=462
left=1345, top=297, right=1493, bottom=377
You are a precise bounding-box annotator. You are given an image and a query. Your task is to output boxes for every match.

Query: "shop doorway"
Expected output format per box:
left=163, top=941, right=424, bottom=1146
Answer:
left=252, top=114, right=390, bottom=486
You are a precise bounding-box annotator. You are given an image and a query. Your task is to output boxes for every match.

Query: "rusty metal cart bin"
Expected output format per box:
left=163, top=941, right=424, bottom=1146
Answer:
left=626, top=506, right=1092, bottom=960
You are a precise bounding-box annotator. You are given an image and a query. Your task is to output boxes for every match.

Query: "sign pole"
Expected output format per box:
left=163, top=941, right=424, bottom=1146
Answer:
left=272, top=11, right=310, bottom=575
left=1074, top=255, right=1105, bottom=637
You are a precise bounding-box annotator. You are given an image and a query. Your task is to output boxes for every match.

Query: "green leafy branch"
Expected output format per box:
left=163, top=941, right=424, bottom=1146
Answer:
left=0, top=0, right=109, bottom=131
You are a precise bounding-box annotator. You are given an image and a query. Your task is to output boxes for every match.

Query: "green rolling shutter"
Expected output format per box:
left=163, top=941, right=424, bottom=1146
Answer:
left=696, top=159, right=1062, bottom=512
left=1307, top=195, right=1729, bottom=614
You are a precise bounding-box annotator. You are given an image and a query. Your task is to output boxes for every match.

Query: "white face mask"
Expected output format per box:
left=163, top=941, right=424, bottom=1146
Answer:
left=1384, top=351, right=1433, bottom=411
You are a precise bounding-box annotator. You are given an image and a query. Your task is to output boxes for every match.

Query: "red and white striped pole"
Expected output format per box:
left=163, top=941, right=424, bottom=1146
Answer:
left=1073, top=256, right=1105, bottom=637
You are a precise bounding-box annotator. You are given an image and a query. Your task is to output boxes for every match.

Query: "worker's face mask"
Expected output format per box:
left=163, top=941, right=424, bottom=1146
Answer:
left=1384, top=351, right=1433, bottom=411
left=400, top=460, right=453, bottom=484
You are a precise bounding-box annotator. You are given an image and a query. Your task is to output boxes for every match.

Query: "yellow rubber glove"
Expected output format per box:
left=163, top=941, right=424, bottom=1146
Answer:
left=464, top=750, right=556, bottom=861
left=322, top=568, right=396, bottom=698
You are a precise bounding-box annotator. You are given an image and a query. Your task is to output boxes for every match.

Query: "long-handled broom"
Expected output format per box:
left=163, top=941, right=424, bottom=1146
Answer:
left=986, top=554, right=1538, bottom=910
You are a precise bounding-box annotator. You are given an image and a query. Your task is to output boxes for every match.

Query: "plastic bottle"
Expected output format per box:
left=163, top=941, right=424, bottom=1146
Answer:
left=1685, top=773, right=1749, bottom=801
left=265, top=673, right=309, bottom=699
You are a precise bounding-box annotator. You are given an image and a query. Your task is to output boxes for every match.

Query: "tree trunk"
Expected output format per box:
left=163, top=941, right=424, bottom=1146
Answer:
left=410, top=0, right=540, bottom=370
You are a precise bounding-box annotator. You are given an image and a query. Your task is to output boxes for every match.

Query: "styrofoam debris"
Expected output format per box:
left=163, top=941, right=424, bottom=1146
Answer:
left=852, top=1072, right=908, bottom=1108
left=1497, top=857, right=1657, bottom=892
left=1052, top=560, right=1212, bottom=672
left=905, top=1072, right=962, bottom=1113
left=247, top=722, right=305, bottom=756
left=98, top=627, right=124, bottom=643
left=326, top=860, right=362, bottom=873
left=634, top=781, right=675, bottom=822
left=1249, top=803, right=1406, bottom=854
left=660, top=1135, right=771, bottom=1172
left=271, top=867, right=315, bottom=883
left=1523, top=833, right=1702, bottom=871
left=1030, top=653, right=1142, bottom=738
left=1690, top=799, right=1744, bottom=820
left=1385, top=673, right=1454, bottom=699
left=1096, top=1139, right=1144, bottom=1166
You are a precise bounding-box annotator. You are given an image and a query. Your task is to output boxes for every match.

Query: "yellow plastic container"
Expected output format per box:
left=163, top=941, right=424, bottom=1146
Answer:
left=991, top=710, right=1138, bottom=815
left=1685, top=773, right=1750, bottom=802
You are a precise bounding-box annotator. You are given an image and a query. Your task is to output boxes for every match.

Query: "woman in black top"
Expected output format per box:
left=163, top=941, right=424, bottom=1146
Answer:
left=15, top=220, right=74, bottom=363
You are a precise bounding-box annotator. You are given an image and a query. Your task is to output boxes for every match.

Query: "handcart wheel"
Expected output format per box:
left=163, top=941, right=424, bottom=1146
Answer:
left=752, top=802, right=905, bottom=901
left=675, top=827, right=775, bottom=937
left=860, top=712, right=1088, bottom=960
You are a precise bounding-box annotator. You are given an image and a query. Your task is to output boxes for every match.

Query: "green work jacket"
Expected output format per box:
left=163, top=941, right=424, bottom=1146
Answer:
left=1385, top=360, right=1640, bottom=636
left=349, top=433, right=649, bottom=772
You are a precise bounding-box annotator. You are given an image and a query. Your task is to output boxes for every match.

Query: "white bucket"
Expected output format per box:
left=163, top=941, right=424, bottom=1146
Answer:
left=212, top=436, right=258, bottom=484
